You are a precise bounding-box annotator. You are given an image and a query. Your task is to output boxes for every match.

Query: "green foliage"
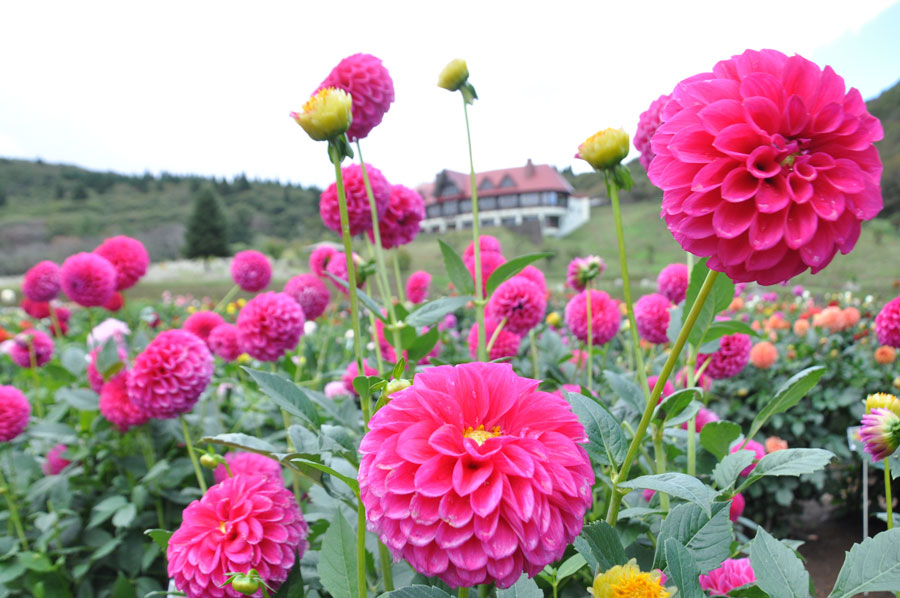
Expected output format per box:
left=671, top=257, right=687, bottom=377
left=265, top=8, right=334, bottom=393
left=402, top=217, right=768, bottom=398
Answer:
left=183, top=188, right=230, bottom=259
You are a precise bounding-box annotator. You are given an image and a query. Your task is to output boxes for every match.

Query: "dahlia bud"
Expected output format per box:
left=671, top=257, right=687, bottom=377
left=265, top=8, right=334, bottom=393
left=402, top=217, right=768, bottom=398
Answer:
left=231, top=573, right=260, bottom=595
left=438, top=59, right=469, bottom=91
left=290, top=87, right=353, bottom=142
left=576, top=128, right=630, bottom=171
left=546, top=311, right=561, bottom=327
left=199, top=453, right=219, bottom=469
left=384, top=378, right=411, bottom=397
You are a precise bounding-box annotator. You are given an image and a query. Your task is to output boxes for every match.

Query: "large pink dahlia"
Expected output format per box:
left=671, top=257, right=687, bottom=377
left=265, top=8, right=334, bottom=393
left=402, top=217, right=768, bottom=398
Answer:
left=9, top=330, right=54, bottom=368
left=319, top=53, right=394, bottom=142
left=60, top=252, right=117, bottom=307
left=564, top=290, right=621, bottom=346
left=0, top=385, right=31, bottom=442
left=94, top=235, right=150, bottom=290
left=463, top=235, right=503, bottom=261
left=699, top=558, right=756, bottom=596
left=697, top=333, right=752, bottom=379
left=634, top=93, right=671, bottom=172
left=127, top=329, right=214, bottom=419
left=22, top=261, right=61, bottom=302
left=320, top=163, right=391, bottom=237
left=358, top=362, right=594, bottom=588
left=167, top=473, right=309, bottom=598
left=284, top=273, right=331, bottom=320
left=208, top=324, right=243, bottom=362
left=230, top=250, right=272, bottom=293
left=237, top=292, right=305, bottom=362
left=634, top=293, right=672, bottom=344
left=309, top=244, right=338, bottom=277
left=99, top=375, right=149, bottom=432
left=213, top=452, right=285, bottom=485
left=486, top=276, right=546, bottom=335
left=648, top=49, right=883, bottom=285
left=370, top=184, right=426, bottom=249
left=875, top=294, right=900, bottom=348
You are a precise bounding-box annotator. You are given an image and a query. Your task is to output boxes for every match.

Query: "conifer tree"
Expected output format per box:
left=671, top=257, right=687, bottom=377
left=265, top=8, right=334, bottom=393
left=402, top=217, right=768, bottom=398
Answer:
left=184, top=188, right=229, bottom=259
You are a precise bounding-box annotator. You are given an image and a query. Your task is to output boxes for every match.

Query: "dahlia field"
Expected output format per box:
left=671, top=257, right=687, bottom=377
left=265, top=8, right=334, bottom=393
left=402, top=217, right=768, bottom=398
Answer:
left=2, top=50, right=900, bottom=598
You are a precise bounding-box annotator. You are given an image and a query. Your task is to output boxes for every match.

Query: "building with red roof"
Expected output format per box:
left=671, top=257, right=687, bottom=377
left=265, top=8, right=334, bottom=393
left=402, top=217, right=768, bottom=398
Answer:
left=416, top=160, right=590, bottom=237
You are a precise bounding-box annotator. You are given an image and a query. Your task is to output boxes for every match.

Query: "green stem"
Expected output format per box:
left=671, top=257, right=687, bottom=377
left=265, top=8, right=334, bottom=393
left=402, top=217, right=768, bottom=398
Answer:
left=486, top=317, right=507, bottom=355
left=606, top=269, right=720, bottom=524
left=368, top=311, right=385, bottom=373
left=213, top=284, right=240, bottom=313
left=364, top=239, right=403, bottom=368
left=281, top=408, right=304, bottom=504
left=378, top=542, right=394, bottom=592
left=463, top=98, right=487, bottom=361
left=653, top=426, right=670, bottom=512
left=49, top=306, right=63, bottom=338
left=886, top=459, right=894, bottom=530
left=27, top=340, right=45, bottom=418
left=392, top=251, right=407, bottom=304
left=459, top=588, right=470, bottom=598
left=0, top=461, right=28, bottom=550
left=179, top=415, right=207, bottom=493
left=357, top=500, right=367, bottom=598
left=585, top=280, right=593, bottom=392
left=529, top=329, right=539, bottom=378
left=686, top=346, right=698, bottom=476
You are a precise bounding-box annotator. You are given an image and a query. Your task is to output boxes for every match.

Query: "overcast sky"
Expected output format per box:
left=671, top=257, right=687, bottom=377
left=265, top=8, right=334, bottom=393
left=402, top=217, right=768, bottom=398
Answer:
left=1, top=0, right=898, bottom=190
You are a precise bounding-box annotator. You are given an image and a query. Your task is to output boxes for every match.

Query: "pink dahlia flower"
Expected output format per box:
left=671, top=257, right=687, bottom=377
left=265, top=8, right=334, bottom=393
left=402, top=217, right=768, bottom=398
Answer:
left=487, top=276, right=546, bottom=335
left=699, top=558, right=756, bottom=596
left=875, top=294, right=900, bottom=348
left=60, top=252, right=117, bottom=307
left=325, top=380, right=352, bottom=399
left=213, top=452, right=284, bottom=485
left=183, top=310, right=226, bottom=346
left=309, top=245, right=338, bottom=277
left=86, top=342, right=129, bottom=393
left=237, top=292, right=305, bottom=362
left=358, top=362, right=594, bottom=588
left=42, top=443, right=71, bottom=475
left=103, top=291, right=124, bottom=312
left=463, top=236, right=503, bottom=261
left=230, top=250, right=272, bottom=293
left=648, top=49, right=883, bottom=285
left=407, top=271, right=432, bottom=305
left=698, top=333, right=752, bottom=379
left=375, top=318, right=397, bottom=363
left=634, top=293, right=672, bottom=344
left=634, top=94, right=670, bottom=172
left=465, top=251, right=507, bottom=297
left=730, top=439, right=767, bottom=476
left=325, top=251, right=365, bottom=295
left=21, top=297, right=51, bottom=319
left=371, top=184, right=426, bottom=249
left=319, top=53, right=394, bottom=142
left=127, top=329, right=214, bottom=419
left=10, top=330, right=54, bottom=368
left=518, top=265, right=547, bottom=295
left=554, top=383, right=582, bottom=399
left=860, top=408, right=900, bottom=461
left=23, top=261, right=61, bottom=302
left=730, top=492, right=746, bottom=522
left=99, top=375, right=149, bottom=432
left=0, top=385, right=31, bottom=442
left=284, top=274, right=331, bottom=320
left=564, top=290, right=621, bottom=346
left=657, top=263, right=689, bottom=304
left=87, top=318, right=131, bottom=350
left=647, top=375, right=675, bottom=403
left=468, top=319, right=522, bottom=361
left=94, top=235, right=150, bottom=290
left=320, top=163, right=391, bottom=237
left=342, top=359, right=378, bottom=395
left=49, top=306, right=71, bottom=337
left=208, top=324, right=243, bottom=362
left=683, top=407, right=719, bottom=433
left=167, top=473, right=309, bottom=598
left=565, top=256, right=606, bottom=292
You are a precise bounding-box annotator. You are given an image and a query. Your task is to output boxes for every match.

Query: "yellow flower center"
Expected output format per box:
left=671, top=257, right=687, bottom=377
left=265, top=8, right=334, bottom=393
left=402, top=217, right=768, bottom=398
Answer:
left=866, top=392, right=900, bottom=416
left=219, top=521, right=227, bottom=534
left=463, top=424, right=501, bottom=445
left=590, top=560, right=669, bottom=598
left=302, top=87, right=332, bottom=113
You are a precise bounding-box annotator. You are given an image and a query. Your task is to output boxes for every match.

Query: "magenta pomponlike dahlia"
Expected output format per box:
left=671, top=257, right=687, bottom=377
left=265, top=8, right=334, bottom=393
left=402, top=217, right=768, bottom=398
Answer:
left=358, top=362, right=594, bottom=588
left=284, top=273, right=331, bottom=320
left=468, top=319, right=522, bottom=361
left=564, top=290, right=621, bottom=346
left=634, top=93, right=670, bottom=172
left=319, top=53, right=394, bottom=142
left=698, top=333, right=752, bottom=379
left=167, top=474, right=309, bottom=598
left=22, top=261, right=61, bottom=302
left=237, top=292, right=305, bottom=362
left=320, top=163, right=391, bottom=237
left=464, top=235, right=503, bottom=262
left=60, top=252, right=117, bottom=307
left=94, top=235, right=150, bottom=291
left=465, top=251, right=507, bottom=297
left=371, top=184, right=426, bottom=249
left=183, top=310, right=226, bottom=345
left=875, top=294, right=900, bottom=348
left=9, top=330, right=54, bottom=368
left=0, top=385, right=31, bottom=442
left=309, top=245, right=338, bottom=278
left=657, top=263, right=689, bottom=304
left=208, top=324, right=243, bottom=362
left=99, top=374, right=148, bottom=432
left=325, top=251, right=365, bottom=295
left=699, top=558, right=756, bottom=596
left=649, top=49, right=883, bottom=284
left=634, top=293, right=672, bottom=344
left=487, top=276, right=546, bottom=335
left=407, top=271, right=432, bottom=305
left=230, top=250, right=272, bottom=293
left=213, top=452, right=284, bottom=485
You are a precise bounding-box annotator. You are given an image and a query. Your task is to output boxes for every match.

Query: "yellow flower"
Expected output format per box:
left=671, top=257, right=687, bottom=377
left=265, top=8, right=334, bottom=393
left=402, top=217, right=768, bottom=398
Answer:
left=236, top=298, right=247, bottom=308
left=577, top=128, right=630, bottom=171
left=590, top=559, right=670, bottom=598
left=865, top=393, right=900, bottom=417
left=226, top=302, right=237, bottom=316
left=236, top=353, right=251, bottom=364
left=546, top=311, right=561, bottom=327
left=186, top=305, right=197, bottom=314
left=290, top=87, right=353, bottom=141
left=438, top=59, right=469, bottom=91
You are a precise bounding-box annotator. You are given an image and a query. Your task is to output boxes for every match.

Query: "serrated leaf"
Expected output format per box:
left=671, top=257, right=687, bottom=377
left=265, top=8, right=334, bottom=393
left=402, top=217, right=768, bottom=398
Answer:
left=682, top=260, right=735, bottom=345
left=747, top=366, right=825, bottom=441
left=566, top=392, right=626, bottom=467
left=439, top=240, right=474, bottom=295
left=751, top=527, right=809, bottom=598
left=729, top=586, right=770, bottom=597
left=700, top=421, right=742, bottom=460
left=604, top=370, right=645, bottom=415
left=574, top=521, right=627, bottom=574
left=245, top=368, right=320, bottom=425
left=143, top=529, right=172, bottom=552
left=317, top=512, right=359, bottom=598
left=829, top=528, right=900, bottom=597
left=714, top=451, right=756, bottom=489
left=620, top=473, right=716, bottom=516
left=60, top=346, right=87, bottom=377
left=654, top=502, right=732, bottom=573
left=200, top=433, right=279, bottom=455
left=327, top=272, right=387, bottom=321
left=406, top=296, right=472, bottom=327
left=653, top=388, right=699, bottom=423
left=744, top=449, right=834, bottom=486
left=485, top=252, right=553, bottom=297
left=702, top=320, right=759, bottom=344
left=381, top=586, right=454, bottom=598
left=496, top=573, right=543, bottom=598
left=556, top=554, right=587, bottom=580
left=664, top=538, right=705, bottom=598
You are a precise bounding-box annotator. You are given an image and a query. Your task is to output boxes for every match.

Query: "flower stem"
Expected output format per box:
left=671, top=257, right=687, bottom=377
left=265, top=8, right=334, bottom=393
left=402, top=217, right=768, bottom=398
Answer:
left=379, top=542, right=394, bottom=592
left=392, top=251, right=407, bottom=304
left=606, top=269, right=720, bottom=524
left=49, top=306, right=63, bottom=338
left=179, top=415, right=207, bottom=493
left=529, top=329, right=539, bottom=378
left=486, top=317, right=507, bottom=355
left=653, top=426, right=670, bottom=512
left=0, top=460, right=28, bottom=550
left=357, top=499, right=367, bottom=598
left=27, top=341, right=45, bottom=418
left=585, top=280, right=593, bottom=392
left=281, top=408, right=304, bottom=504
left=213, top=284, right=240, bottom=314
left=463, top=98, right=487, bottom=361
left=459, top=588, right=470, bottom=598
left=886, top=459, right=894, bottom=530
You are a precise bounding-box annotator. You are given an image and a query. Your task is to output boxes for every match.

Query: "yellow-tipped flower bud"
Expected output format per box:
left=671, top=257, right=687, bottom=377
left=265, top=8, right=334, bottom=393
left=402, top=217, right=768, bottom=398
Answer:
left=576, top=128, right=630, bottom=171
left=865, top=393, right=900, bottom=417
left=438, top=59, right=469, bottom=92
left=291, top=87, right=353, bottom=141
left=385, top=378, right=412, bottom=397
left=546, top=311, right=561, bottom=327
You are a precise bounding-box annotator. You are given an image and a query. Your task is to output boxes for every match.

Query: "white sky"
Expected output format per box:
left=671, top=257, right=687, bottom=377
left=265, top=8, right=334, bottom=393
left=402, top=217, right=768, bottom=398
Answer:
left=1, top=0, right=898, bottom=190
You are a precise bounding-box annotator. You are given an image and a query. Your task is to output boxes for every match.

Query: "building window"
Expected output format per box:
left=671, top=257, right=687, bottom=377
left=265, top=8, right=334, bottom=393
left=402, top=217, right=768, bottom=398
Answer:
left=460, top=199, right=472, bottom=213
left=443, top=201, right=459, bottom=216
left=522, top=215, right=539, bottom=224
left=501, top=217, right=516, bottom=227
left=481, top=218, right=496, bottom=228
left=498, top=195, right=517, bottom=209
left=439, top=182, right=459, bottom=197
left=545, top=215, right=560, bottom=228
left=481, top=196, right=497, bottom=210
left=542, top=191, right=558, bottom=205
left=559, top=194, right=569, bottom=207
left=520, top=192, right=540, bottom=207
left=499, top=175, right=515, bottom=188
left=432, top=225, right=441, bottom=233
left=447, top=222, right=457, bottom=231
left=479, top=178, right=494, bottom=190
left=461, top=220, right=473, bottom=230
left=426, top=205, right=441, bottom=218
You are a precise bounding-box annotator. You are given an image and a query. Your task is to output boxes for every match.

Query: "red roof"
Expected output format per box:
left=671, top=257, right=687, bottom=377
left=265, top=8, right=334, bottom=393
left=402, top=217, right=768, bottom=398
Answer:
left=417, top=160, right=573, bottom=205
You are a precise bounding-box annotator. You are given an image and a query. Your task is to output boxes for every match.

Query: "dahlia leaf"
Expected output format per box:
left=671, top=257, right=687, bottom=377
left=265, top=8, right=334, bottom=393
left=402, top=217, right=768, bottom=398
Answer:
left=574, top=521, right=627, bottom=574
left=702, top=320, right=758, bottom=345
left=728, top=586, right=770, bottom=597
left=750, top=527, right=809, bottom=598
left=272, top=559, right=304, bottom=598
left=97, top=336, right=122, bottom=377
left=438, top=240, right=475, bottom=295
left=746, top=366, right=825, bottom=441
left=497, top=574, right=543, bottom=598
left=665, top=400, right=703, bottom=429
left=713, top=451, right=756, bottom=489
left=829, top=528, right=900, bottom=597
left=620, top=473, right=716, bottom=516
left=653, top=388, right=700, bottom=424
left=555, top=554, right=588, bottom=580
left=60, top=346, right=88, bottom=377
left=405, top=325, right=440, bottom=365
left=700, top=421, right=742, bottom=460
left=56, top=388, right=99, bottom=412
left=664, top=538, right=705, bottom=598
left=681, top=260, right=735, bottom=345
left=740, top=449, right=834, bottom=491
left=317, top=511, right=359, bottom=598
left=566, top=391, right=627, bottom=467
left=327, top=272, right=387, bottom=322
left=143, top=529, right=172, bottom=553
left=603, top=370, right=645, bottom=416
left=381, top=586, right=453, bottom=598
left=286, top=457, right=359, bottom=497
left=88, top=495, right=128, bottom=528
left=485, top=252, right=553, bottom=297
left=654, top=502, right=732, bottom=573
left=245, top=368, right=321, bottom=426
left=406, top=296, right=472, bottom=327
